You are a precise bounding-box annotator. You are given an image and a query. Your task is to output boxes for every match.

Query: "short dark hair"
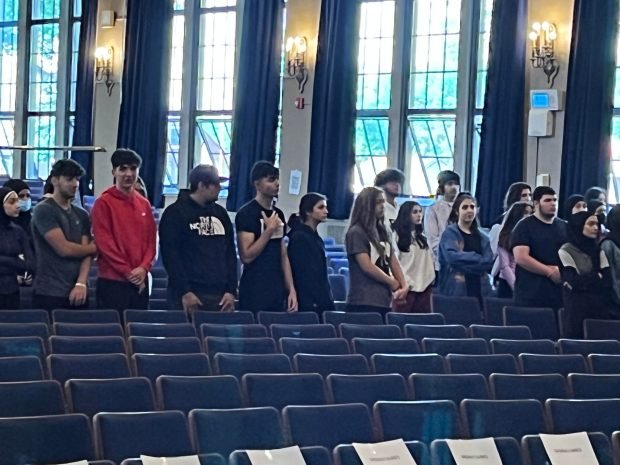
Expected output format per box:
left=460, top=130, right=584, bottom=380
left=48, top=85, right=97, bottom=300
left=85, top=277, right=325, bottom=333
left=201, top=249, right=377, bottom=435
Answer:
left=374, top=169, right=405, bottom=188
left=111, top=148, right=142, bottom=168
left=250, top=161, right=279, bottom=184
left=532, top=186, right=556, bottom=202
left=50, top=159, right=85, bottom=179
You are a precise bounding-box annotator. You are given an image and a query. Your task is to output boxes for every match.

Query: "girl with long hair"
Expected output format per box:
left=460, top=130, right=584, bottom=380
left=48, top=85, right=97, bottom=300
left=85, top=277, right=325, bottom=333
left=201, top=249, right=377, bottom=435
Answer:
left=345, top=187, right=408, bottom=315
left=438, top=193, right=494, bottom=299
left=496, top=201, right=532, bottom=298
left=390, top=201, right=435, bottom=312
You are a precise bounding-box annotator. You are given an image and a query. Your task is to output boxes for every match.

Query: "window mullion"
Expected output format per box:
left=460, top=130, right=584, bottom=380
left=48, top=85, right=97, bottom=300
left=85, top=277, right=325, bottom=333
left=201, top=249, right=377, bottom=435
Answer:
left=55, top=0, right=70, bottom=153
left=13, top=0, right=30, bottom=177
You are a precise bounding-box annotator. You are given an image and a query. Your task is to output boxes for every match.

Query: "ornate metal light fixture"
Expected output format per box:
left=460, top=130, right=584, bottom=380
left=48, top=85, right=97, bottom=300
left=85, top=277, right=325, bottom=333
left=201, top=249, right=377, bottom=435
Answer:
left=529, top=22, right=558, bottom=87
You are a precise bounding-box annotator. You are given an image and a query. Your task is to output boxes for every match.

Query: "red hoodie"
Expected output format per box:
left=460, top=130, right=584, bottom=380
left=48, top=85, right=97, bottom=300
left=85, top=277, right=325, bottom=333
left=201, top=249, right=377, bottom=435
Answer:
left=91, top=186, right=157, bottom=282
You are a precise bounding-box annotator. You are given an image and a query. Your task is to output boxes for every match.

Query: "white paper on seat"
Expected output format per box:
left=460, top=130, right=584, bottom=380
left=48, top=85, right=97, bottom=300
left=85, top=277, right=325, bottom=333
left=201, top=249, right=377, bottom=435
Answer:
left=539, top=432, right=600, bottom=465
left=140, top=454, right=201, bottom=465
left=353, top=439, right=418, bottom=465
left=246, top=446, right=307, bottom=465
left=446, top=438, right=503, bottom=465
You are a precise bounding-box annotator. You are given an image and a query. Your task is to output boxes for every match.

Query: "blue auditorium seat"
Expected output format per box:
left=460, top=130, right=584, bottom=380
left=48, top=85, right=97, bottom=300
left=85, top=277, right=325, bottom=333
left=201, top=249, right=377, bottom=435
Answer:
left=129, top=336, right=202, bottom=354
left=352, top=338, right=419, bottom=358
left=568, top=373, right=620, bottom=399
left=52, top=309, right=120, bottom=324
left=0, top=336, right=46, bottom=361
left=431, top=437, right=523, bottom=465
left=0, top=323, right=49, bottom=339
left=48, top=354, right=131, bottom=384
left=54, top=323, right=124, bottom=337
left=557, top=338, right=620, bottom=355
left=503, top=306, right=558, bottom=340
left=280, top=337, right=350, bottom=357
left=204, top=337, right=277, bottom=358
left=132, top=353, right=211, bottom=382
left=546, top=398, right=620, bottom=436
left=490, top=338, right=556, bottom=356
left=386, top=312, right=445, bottom=327
left=200, top=323, right=267, bottom=338
left=232, top=447, right=331, bottom=465
left=213, top=353, right=292, bottom=378
left=422, top=338, right=489, bottom=355
left=519, top=353, right=587, bottom=375
left=327, top=374, right=408, bottom=408
left=371, top=354, right=445, bottom=376
left=445, top=354, right=518, bottom=377
left=258, top=311, right=320, bottom=326
left=489, top=374, right=568, bottom=402
left=94, top=411, right=194, bottom=464
left=122, top=454, right=225, bottom=465
left=335, top=442, right=429, bottom=465
left=243, top=373, right=327, bottom=409
left=193, top=311, right=255, bottom=327
left=284, top=403, right=375, bottom=449
left=409, top=373, right=488, bottom=403
left=460, top=399, right=547, bottom=439
left=156, top=375, right=242, bottom=412
left=294, top=353, right=369, bottom=377
left=49, top=336, right=126, bottom=354
left=0, top=309, right=49, bottom=325
left=270, top=324, right=336, bottom=339
left=124, top=309, right=188, bottom=324
left=339, top=323, right=401, bottom=341
left=588, top=354, right=620, bottom=374
left=432, top=295, right=483, bottom=325
left=523, top=432, right=614, bottom=465
left=405, top=324, right=468, bottom=341
left=0, top=380, right=64, bottom=417
left=127, top=323, right=196, bottom=338
left=374, top=400, right=460, bottom=443
left=190, top=407, right=286, bottom=457
left=483, top=297, right=514, bottom=326
left=0, top=356, right=44, bottom=381
left=66, top=378, right=155, bottom=417
left=583, top=319, right=620, bottom=340
left=468, top=324, right=531, bottom=341
left=323, top=311, right=384, bottom=326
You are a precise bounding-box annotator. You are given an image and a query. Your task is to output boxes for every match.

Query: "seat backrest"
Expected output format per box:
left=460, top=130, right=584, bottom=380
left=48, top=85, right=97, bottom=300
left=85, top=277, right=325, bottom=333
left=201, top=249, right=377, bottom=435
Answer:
left=0, top=356, right=44, bottom=381
left=469, top=325, right=531, bottom=341
left=503, top=306, right=558, bottom=340
left=432, top=295, right=482, bottom=325
left=568, top=373, right=620, bottom=399
left=374, top=400, right=460, bottom=443
left=129, top=336, right=202, bottom=355
left=189, top=407, right=286, bottom=457
left=132, top=353, right=211, bottom=382
left=588, top=354, right=620, bottom=374
left=0, top=323, right=49, bottom=339
left=519, top=353, right=587, bottom=375
left=583, top=319, right=620, bottom=340
left=323, top=311, right=384, bottom=326
left=545, top=398, right=620, bottom=436
left=386, top=312, right=445, bottom=327
left=0, top=413, right=95, bottom=465
left=258, top=311, right=319, bottom=326
left=328, top=275, right=347, bottom=301
left=193, top=311, right=255, bottom=327
left=124, top=310, right=188, bottom=324
left=405, top=324, right=468, bottom=341
left=371, top=354, right=445, bottom=376
left=352, top=338, right=419, bottom=358
left=94, top=411, right=194, bottom=464
left=53, top=323, right=124, bottom=337
left=0, top=380, right=64, bottom=417
left=483, top=297, right=514, bottom=326
left=0, top=336, right=46, bottom=361
left=280, top=337, right=350, bottom=357
left=422, top=338, right=489, bottom=356
left=204, top=337, right=277, bottom=357
left=431, top=437, right=523, bottom=465
left=490, top=338, right=556, bottom=356
left=48, top=354, right=131, bottom=384
left=52, top=309, right=120, bottom=324
left=213, top=353, right=292, bottom=377
left=523, top=432, right=614, bottom=465
left=335, top=442, right=429, bottom=465
left=558, top=339, right=620, bottom=355
left=122, top=454, right=225, bottom=465
left=232, top=446, right=332, bottom=465
left=339, top=324, right=401, bottom=341
left=66, top=377, right=155, bottom=417
left=294, top=354, right=369, bottom=377
left=127, top=323, right=196, bottom=338
left=327, top=374, right=408, bottom=408
left=270, top=324, right=336, bottom=340
left=200, top=324, right=267, bottom=339
left=49, top=336, right=126, bottom=355
left=489, top=374, right=568, bottom=402
left=283, top=403, right=374, bottom=449
left=460, top=399, right=547, bottom=439
left=409, top=373, right=488, bottom=404
left=156, top=375, right=242, bottom=412
left=243, top=373, right=327, bottom=409
left=445, top=354, right=518, bottom=377
left=0, top=309, right=49, bottom=325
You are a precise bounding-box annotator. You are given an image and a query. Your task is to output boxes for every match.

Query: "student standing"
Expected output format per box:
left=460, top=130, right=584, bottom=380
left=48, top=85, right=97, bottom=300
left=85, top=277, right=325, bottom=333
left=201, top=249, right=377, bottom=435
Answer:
left=390, top=201, right=435, bottom=313
left=345, top=187, right=408, bottom=316
left=3, top=179, right=33, bottom=239
left=601, top=205, right=620, bottom=313
left=489, top=182, right=531, bottom=254
left=496, top=202, right=532, bottom=298
left=31, top=160, right=96, bottom=311
left=425, top=170, right=460, bottom=270
left=287, top=193, right=335, bottom=312
left=236, top=161, right=297, bottom=313
left=91, top=149, right=156, bottom=312
left=374, top=169, right=405, bottom=229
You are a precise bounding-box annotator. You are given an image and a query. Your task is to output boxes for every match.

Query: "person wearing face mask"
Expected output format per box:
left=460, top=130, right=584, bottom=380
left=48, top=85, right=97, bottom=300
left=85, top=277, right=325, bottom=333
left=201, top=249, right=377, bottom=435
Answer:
left=3, top=179, right=33, bottom=238
left=562, top=194, right=587, bottom=221
left=0, top=187, right=35, bottom=309
left=559, top=211, right=615, bottom=337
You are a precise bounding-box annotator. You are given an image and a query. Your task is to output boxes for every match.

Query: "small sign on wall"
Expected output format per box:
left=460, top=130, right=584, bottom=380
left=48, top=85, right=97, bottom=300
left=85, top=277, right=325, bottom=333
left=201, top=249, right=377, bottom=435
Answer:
left=289, top=169, right=302, bottom=195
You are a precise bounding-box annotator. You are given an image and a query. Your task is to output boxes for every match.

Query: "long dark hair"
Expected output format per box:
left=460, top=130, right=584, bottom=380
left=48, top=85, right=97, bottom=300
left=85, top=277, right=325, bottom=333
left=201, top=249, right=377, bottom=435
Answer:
left=503, top=182, right=531, bottom=210
left=448, top=192, right=479, bottom=233
left=391, top=201, right=429, bottom=252
left=299, top=192, right=326, bottom=222
left=498, top=201, right=531, bottom=250
left=348, top=186, right=390, bottom=255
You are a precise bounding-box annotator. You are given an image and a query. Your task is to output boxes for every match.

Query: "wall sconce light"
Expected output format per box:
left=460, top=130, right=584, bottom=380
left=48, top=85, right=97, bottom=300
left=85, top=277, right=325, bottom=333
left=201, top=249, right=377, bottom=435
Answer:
left=529, top=21, right=559, bottom=87
left=286, top=36, right=308, bottom=93
left=95, top=46, right=115, bottom=96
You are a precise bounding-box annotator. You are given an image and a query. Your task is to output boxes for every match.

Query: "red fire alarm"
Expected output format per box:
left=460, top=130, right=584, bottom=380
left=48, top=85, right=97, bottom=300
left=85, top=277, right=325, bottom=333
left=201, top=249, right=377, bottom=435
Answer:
left=295, top=97, right=305, bottom=109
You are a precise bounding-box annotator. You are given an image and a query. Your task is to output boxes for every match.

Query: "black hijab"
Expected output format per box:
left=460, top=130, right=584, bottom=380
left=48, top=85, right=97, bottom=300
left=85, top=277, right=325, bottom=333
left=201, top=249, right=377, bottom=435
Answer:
left=606, top=205, right=620, bottom=248
left=568, top=211, right=600, bottom=268
left=563, top=194, right=585, bottom=220
left=0, top=187, right=17, bottom=228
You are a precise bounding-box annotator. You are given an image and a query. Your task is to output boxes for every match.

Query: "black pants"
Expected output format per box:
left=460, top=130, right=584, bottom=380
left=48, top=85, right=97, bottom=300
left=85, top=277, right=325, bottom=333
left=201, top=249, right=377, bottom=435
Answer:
left=167, top=288, right=232, bottom=312
left=0, top=292, right=20, bottom=310
left=33, top=292, right=89, bottom=313
left=96, top=278, right=149, bottom=312
left=496, top=278, right=513, bottom=299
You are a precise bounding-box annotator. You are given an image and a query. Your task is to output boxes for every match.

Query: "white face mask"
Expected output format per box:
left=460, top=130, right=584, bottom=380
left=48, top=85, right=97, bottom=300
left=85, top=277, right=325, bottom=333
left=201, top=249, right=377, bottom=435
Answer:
left=18, top=198, right=32, bottom=212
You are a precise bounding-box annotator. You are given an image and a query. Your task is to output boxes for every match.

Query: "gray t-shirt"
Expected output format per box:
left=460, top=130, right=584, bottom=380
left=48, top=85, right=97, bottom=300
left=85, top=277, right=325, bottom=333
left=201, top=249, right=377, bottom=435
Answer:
left=31, top=198, right=91, bottom=297
left=345, top=224, right=392, bottom=308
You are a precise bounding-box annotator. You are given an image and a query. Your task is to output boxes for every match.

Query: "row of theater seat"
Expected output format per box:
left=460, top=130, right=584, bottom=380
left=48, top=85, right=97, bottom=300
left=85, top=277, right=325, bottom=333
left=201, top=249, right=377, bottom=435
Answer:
left=2, top=399, right=620, bottom=465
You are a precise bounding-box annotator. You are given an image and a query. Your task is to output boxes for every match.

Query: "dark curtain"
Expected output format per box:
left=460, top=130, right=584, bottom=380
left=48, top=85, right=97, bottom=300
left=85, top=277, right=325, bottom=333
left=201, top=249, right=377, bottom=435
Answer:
left=475, top=0, right=527, bottom=226
left=117, top=0, right=172, bottom=207
left=71, top=0, right=98, bottom=195
left=559, top=0, right=618, bottom=202
left=226, top=0, right=284, bottom=211
left=307, top=0, right=361, bottom=219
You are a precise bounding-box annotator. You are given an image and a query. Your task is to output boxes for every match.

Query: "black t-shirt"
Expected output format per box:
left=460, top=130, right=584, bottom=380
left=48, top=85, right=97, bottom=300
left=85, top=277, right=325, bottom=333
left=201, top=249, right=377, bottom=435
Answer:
left=511, top=215, right=567, bottom=307
left=459, top=227, right=483, bottom=299
left=235, top=199, right=286, bottom=311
